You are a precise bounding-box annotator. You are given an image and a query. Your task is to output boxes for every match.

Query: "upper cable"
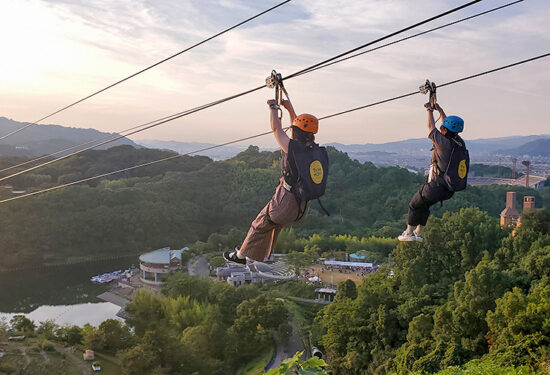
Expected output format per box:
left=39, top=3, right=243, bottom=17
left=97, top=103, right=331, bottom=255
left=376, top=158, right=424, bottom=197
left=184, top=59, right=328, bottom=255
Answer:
left=0, top=0, right=491, bottom=182
left=2, top=52, right=548, bottom=204
left=0, top=0, right=292, bottom=141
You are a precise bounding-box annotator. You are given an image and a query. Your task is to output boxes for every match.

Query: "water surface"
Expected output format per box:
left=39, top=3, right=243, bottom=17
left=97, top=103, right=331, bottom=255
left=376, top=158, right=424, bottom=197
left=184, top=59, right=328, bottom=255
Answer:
left=0, top=257, right=135, bottom=313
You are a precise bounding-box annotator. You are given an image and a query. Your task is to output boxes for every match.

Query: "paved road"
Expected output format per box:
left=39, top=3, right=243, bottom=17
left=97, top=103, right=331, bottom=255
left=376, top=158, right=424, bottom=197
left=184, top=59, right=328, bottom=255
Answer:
left=271, top=317, right=304, bottom=369
left=97, top=291, right=130, bottom=307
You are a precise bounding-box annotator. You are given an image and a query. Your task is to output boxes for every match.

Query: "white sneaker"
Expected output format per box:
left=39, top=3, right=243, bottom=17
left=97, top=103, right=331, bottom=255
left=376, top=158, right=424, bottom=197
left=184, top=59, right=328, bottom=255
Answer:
left=398, top=231, right=416, bottom=242
left=413, top=231, right=423, bottom=242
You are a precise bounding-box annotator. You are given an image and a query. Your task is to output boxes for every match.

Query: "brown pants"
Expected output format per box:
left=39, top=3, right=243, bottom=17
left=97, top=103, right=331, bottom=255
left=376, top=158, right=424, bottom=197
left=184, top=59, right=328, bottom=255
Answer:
left=239, top=179, right=304, bottom=261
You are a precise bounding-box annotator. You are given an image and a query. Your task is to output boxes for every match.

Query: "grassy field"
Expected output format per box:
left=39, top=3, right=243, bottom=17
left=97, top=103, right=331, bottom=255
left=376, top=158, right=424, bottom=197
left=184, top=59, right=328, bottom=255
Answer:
left=0, top=337, right=121, bottom=374
left=311, top=265, right=364, bottom=284
left=236, top=346, right=275, bottom=375
left=77, top=348, right=122, bottom=375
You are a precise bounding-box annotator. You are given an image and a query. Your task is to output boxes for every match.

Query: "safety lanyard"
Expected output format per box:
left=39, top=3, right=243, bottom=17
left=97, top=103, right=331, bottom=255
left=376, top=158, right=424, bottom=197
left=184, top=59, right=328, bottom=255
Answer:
left=266, top=70, right=290, bottom=120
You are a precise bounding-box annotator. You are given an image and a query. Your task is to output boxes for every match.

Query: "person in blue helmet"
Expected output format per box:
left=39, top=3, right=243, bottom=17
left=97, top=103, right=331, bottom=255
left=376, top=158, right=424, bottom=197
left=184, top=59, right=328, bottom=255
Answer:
left=398, top=102, right=466, bottom=242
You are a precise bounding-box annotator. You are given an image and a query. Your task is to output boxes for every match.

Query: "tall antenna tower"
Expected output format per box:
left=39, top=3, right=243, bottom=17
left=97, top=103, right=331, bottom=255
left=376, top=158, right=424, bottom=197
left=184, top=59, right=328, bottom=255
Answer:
left=522, top=160, right=530, bottom=188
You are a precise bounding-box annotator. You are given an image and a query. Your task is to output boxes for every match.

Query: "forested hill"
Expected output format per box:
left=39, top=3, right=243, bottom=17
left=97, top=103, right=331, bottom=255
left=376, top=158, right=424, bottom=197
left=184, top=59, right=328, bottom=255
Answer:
left=0, top=145, right=548, bottom=269
left=500, top=138, right=550, bottom=157
left=0, top=116, right=138, bottom=157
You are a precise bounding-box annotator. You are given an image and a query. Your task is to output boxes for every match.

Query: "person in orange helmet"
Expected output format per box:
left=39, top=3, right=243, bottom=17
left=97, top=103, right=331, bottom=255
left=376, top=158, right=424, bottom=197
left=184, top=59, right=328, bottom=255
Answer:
left=224, top=98, right=328, bottom=265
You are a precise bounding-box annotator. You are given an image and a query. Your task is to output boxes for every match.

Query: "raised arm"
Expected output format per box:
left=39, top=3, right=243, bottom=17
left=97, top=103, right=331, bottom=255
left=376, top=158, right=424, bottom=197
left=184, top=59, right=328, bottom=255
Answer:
left=425, top=102, right=436, bottom=135
left=268, top=99, right=290, bottom=153
left=281, top=99, right=297, bottom=124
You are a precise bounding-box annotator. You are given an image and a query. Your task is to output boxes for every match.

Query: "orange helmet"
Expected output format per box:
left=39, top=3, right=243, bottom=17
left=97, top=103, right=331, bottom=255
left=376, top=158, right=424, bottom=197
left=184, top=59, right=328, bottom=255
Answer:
left=292, top=114, right=318, bottom=134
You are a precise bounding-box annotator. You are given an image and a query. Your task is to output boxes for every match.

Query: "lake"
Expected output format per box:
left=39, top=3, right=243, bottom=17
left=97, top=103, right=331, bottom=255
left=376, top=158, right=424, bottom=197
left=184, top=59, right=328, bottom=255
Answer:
left=0, top=302, right=122, bottom=327
left=0, top=256, right=136, bottom=325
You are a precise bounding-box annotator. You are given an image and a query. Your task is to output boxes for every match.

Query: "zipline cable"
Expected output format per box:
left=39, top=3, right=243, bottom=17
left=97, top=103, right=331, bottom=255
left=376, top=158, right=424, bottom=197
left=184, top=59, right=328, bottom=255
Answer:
left=1, top=52, right=548, bottom=205
left=0, top=86, right=266, bottom=174
left=0, top=117, right=186, bottom=174
left=0, top=0, right=491, bottom=181
left=0, top=85, right=265, bottom=182
left=0, top=0, right=292, bottom=141
left=283, top=0, right=482, bottom=80
left=318, top=52, right=550, bottom=121
left=292, top=0, right=522, bottom=78
left=0, top=128, right=280, bottom=203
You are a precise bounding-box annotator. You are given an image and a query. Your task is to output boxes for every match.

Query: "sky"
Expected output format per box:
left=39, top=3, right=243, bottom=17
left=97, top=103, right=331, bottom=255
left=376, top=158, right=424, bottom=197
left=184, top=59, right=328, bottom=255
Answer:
left=0, top=0, right=549, bottom=148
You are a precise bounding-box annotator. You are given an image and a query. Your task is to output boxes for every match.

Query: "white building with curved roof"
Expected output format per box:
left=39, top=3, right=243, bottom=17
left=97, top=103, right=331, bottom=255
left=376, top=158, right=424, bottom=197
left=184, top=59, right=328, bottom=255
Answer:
left=139, top=247, right=188, bottom=285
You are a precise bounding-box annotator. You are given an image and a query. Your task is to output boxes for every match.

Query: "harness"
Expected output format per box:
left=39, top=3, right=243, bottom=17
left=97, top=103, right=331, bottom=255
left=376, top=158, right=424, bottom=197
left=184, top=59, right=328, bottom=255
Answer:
left=281, top=147, right=311, bottom=221
left=267, top=69, right=329, bottom=218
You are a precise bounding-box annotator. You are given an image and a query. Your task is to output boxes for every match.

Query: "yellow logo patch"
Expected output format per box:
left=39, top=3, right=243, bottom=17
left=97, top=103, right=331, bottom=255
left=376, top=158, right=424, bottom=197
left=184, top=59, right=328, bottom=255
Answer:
left=310, top=160, right=324, bottom=184
left=458, top=160, right=467, bottom=179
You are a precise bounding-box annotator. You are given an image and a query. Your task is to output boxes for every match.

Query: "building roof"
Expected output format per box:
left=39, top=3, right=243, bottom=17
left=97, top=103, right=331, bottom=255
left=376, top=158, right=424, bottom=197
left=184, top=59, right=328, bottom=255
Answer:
left=324, top=260, right=373, bottom=268
left=217, top=265, right=251, bottom=277
left=315, top=288, right=337, bottom=294
left=469, top=175, right=547, bottom=189
left=139, top=247, right=188, bottom=264
left=349, top=253, right=367, bottom=260
left=500, top=207, right=520, bottom=217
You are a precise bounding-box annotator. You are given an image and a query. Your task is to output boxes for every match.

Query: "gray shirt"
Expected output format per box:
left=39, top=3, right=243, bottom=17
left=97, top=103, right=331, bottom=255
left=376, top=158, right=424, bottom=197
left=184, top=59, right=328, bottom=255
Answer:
left=428, top=128, right=456, bottom=182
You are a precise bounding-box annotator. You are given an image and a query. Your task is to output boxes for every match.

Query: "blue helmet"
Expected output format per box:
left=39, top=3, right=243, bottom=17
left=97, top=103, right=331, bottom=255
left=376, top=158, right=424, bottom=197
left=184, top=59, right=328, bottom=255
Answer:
left=442, top=115, right=464, bottom=133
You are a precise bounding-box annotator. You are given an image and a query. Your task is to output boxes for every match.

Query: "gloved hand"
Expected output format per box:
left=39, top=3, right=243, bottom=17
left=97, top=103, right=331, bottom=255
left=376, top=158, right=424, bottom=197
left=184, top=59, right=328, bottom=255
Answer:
left=267, top=99, right=279, bottom=110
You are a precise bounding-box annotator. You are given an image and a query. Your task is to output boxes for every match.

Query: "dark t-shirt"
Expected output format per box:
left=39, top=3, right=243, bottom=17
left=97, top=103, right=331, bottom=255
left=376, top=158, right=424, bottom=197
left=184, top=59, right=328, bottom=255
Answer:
left=428, top=128, right=464, bottom=182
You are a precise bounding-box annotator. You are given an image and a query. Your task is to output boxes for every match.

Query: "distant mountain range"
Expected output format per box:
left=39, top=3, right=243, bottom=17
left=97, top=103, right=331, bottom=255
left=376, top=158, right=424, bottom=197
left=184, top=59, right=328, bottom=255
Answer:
left=1, top=115, right=548, bottom=166
left=497, top=139, right=550, bottom=157
left=0, top=117, right=138, bottom=157
left=328, top=134, right=550, bottom=156
left=136, top=140, right=248, bottom=160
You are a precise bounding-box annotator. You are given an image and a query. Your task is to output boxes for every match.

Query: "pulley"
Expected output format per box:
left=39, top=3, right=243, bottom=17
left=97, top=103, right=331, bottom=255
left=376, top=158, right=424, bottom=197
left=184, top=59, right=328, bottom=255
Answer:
left=266, top=70, right=290, bottom=119
left=419, top=79, right=437, bottom=108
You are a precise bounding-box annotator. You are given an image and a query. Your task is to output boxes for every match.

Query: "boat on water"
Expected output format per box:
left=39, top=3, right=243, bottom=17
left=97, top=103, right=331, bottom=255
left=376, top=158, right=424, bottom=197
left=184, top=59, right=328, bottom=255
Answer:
left=90, top=268, right=135, bottom=284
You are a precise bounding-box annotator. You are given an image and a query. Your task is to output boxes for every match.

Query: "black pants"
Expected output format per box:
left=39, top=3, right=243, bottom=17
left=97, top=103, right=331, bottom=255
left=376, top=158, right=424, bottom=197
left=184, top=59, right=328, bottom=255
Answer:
left=408, top=180, right=454, bottom=226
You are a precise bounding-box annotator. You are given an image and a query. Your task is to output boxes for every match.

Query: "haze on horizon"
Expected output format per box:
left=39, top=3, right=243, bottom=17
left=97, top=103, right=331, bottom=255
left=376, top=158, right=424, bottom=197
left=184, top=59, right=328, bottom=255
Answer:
left=0, top=0, right=549, bottom=149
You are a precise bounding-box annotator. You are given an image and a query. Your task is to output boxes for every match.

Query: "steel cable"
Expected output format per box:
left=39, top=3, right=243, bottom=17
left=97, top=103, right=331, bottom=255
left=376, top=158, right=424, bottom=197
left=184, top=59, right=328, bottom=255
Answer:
left=0, top=0, right=292, bottom=141
left=1, top=52, right=548, bottom=204
left=292, top=0, right=522, bottom=78
left=0, top=0, right=492, bottom=181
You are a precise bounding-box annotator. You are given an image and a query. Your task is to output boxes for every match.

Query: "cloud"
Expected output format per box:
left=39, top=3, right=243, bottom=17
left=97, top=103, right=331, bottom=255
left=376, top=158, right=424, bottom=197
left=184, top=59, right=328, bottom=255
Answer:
left=0, top=0, right=548, bottom=145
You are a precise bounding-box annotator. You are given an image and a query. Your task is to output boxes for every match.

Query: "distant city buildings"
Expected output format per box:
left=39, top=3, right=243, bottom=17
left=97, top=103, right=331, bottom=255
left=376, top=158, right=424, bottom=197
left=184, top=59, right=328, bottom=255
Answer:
left=470, top=175, right=546, bottom=189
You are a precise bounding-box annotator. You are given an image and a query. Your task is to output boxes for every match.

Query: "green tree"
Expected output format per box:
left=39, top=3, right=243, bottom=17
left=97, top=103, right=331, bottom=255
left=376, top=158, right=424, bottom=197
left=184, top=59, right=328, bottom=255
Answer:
left=55, top=325, right=83, bottom=345
left=336, top=279, right=357, bottom=300
left=119, top=341, right=162, bottom=375
left=36, top=320, right=57, bottom=340
left=266, top=351, right=327, bottom=374
left=10, top=315, right=35, bottom=334
left=486, top=278, right=550, bottom=368
left=97, top=319, right=135, bottom=353
left=82, top=324, right=104, bottom=351
left=231, top=294, right=288, bottom=359
left=125, top=290, right=167, bottom=336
